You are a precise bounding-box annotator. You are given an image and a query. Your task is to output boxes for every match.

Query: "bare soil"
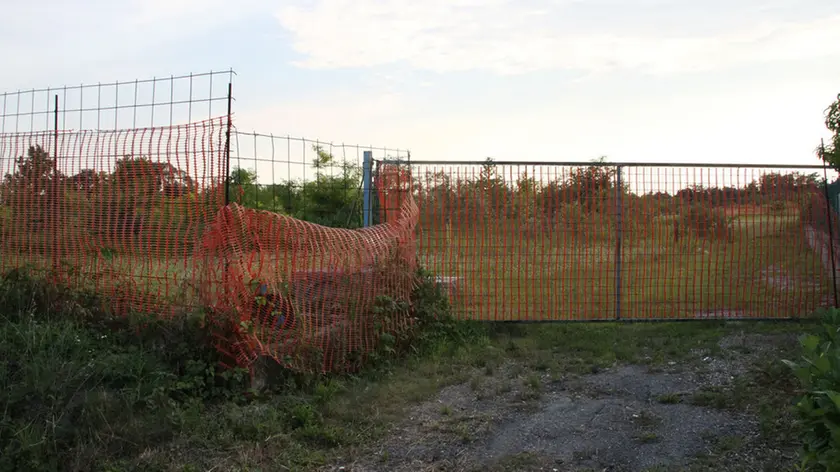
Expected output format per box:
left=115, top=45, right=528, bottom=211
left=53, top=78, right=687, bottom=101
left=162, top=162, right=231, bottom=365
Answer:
left=325, top=331, right=800, bottom=472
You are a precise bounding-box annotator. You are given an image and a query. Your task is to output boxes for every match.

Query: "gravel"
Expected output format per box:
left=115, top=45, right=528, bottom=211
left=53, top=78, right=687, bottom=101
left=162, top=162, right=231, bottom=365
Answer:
left=325, top=332, right=800, bottom=472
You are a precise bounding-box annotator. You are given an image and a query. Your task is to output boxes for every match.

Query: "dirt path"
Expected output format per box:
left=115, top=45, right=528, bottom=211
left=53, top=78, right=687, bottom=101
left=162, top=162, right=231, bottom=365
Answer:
left=327, top=331, right=800, bottom=472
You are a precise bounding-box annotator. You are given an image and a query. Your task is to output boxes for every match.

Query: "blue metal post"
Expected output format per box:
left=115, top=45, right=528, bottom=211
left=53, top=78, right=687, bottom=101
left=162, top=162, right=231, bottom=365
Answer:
left=362, top=150, right=373, bottom=227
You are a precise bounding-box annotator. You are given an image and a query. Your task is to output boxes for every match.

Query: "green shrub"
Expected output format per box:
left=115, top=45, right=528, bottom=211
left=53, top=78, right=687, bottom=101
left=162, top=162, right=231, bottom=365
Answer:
left=783, top=308, right=840, bottom=472
left=800, top=193, right=840, bottom=236
left=768, top=200, right=788, bottom=215
left=677, top=204, right=733, bottom=242
left=0, top=268, right=250, bottom=471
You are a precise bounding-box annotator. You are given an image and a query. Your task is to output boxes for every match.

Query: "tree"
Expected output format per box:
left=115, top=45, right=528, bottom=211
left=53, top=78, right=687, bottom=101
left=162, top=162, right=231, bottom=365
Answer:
left=229, top=166, right=262, bottom=208
left=68, top=169, right=107, bottom=194
left=4, top=144, right=62, bottom=196
left=565, top=156, right=618, bottom=212
left=3, top=145, right=64, bottom=231
left=110, top=156, right=195, bottom=199
left=300, top=145, right=364, bottom=227
left=230, top=167, right=258, bottom=186
left=818, top=93, right=840, bottom=170
left=227, top=145, right=366, bottom=228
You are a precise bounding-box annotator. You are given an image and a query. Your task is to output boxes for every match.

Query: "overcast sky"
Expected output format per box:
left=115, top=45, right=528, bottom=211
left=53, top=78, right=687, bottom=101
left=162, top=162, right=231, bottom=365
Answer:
left=1, top=0, right=839, bottom=185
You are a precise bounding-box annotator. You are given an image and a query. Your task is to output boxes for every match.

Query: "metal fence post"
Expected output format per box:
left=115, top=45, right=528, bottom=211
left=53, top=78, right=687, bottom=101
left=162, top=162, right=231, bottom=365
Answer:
left=821, top=150, right=839, bottom=308
left=224, top=82, right=233, bottom=206
left=615, top=165, right=623, bottom=320
left=362, top=150, right=373, bottom=227
left=52, top=95, right=59, bottom=274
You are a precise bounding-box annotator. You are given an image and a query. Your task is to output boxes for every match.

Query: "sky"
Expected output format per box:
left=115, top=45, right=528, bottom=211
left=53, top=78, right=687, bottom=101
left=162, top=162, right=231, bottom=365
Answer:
left=1, top=0, right=840, bottom=188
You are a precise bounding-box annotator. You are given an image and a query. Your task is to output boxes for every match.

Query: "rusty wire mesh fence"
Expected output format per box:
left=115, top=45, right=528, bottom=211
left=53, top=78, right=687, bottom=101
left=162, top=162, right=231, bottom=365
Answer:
left=0, top=70, right=235, bottom=314
left=0, top=120, right=418, bottom=373
left=208, top=134, right=417, bottom=371
left=375, top=160, right=840, bottom=321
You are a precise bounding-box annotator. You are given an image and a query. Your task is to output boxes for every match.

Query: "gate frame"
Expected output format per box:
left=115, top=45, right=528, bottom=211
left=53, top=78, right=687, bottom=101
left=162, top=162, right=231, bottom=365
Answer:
left=364, top=158, right=840, bottom=322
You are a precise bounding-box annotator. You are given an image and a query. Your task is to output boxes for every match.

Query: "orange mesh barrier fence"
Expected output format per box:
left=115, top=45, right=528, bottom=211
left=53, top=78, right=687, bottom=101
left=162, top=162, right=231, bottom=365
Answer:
left=0, top=119, right=424, bottom=374
left=195, top=165, right=419, bottom=372
left=0, top=118, right=227, bottom=316
left=377, top=161, right=840, bottom=321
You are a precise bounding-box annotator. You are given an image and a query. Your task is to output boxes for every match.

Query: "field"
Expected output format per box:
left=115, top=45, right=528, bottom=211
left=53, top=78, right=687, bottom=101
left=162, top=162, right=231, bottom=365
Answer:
left=418, top=207, right=832, bottom=321
left=0, top=203, right=832, bottom=325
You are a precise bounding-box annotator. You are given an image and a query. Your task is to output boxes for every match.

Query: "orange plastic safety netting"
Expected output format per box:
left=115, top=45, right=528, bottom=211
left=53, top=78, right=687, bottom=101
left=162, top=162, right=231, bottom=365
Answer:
left=195, top=164, right=420, bottom=373
left=0, top=118, right=227, bottom=316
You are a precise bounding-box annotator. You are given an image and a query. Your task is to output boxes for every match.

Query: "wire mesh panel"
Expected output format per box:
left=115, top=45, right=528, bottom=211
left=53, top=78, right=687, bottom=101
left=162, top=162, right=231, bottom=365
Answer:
left=228, top=131, right=409, bottom=228
left=377, top=160, right=840, bottom=321
left=0, top=69, right=235, bottom=134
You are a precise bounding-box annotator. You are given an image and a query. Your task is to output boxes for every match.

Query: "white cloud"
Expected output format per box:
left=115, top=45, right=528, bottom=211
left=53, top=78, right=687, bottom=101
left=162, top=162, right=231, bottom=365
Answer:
left=276, top=0, right=840, bottom=75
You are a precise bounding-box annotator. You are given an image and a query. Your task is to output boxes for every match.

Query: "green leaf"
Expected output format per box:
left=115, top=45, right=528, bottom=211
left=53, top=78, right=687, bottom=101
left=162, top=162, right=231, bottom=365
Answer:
left=812, top=355, right=833, bottom=374
left=825, top=391, right=840, bottom=413
left=802, top=334, right=821, bottom=353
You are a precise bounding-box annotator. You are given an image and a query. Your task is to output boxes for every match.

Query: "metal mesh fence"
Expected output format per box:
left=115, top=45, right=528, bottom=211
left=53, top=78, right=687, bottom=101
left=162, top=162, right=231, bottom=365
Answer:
left=1, top=70, right=235, bottom=134
left=228, top=131, right=409, bottom=228
left=376, top=161, right=840, bottom=321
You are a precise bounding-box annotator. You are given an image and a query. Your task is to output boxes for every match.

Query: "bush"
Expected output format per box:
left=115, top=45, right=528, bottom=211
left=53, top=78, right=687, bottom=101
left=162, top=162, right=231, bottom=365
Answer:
left=783, top=308, right=840, bottom=472
left=0, top=268, right=250, bottom=471
left=677, top=204, right=733, bottom=242
left=768, top=200, right=788, bottom=215
left=262, top=266, right=479, bottom=377
left=800, top=193, right=840, bottom=236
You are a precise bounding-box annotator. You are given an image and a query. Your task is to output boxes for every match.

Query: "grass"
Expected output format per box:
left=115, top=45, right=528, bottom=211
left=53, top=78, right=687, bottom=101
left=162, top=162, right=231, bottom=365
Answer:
left=419, top=208, right=831, bottom=321
left=1, top=203, right=830, bottom=324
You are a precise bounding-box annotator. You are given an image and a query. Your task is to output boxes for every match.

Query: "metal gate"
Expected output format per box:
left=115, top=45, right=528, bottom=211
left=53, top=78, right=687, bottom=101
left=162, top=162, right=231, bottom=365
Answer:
left=367, top=159, right=840, bottom=321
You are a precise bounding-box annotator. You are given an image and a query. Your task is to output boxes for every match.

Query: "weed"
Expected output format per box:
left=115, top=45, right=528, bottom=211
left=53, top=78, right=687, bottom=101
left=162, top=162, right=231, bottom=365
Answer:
left=656, top=393, right=683, bottom=404
left=525, top=373, right=542, bottom=391
left=783, top=308, right=840, bottom=471
left=637, top=432, right=660, bottom=443
left=470, top=375, right=483, bottom=392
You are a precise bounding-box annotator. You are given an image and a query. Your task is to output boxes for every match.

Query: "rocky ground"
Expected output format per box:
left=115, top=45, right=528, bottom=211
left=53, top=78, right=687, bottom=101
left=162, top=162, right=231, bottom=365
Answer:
left=325, top=330, right=802, bottom=472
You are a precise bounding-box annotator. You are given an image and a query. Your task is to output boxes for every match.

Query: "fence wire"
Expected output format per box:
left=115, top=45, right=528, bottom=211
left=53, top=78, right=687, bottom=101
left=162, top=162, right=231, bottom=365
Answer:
left=0, top=117, right=228, bottom=316
left=376, top=161, right=840, bottom=321
left=0, top=115, right=420, bottom=373
left=1, top=70, right=235, bottom=134
left=228, top=130, right=409, bottom=228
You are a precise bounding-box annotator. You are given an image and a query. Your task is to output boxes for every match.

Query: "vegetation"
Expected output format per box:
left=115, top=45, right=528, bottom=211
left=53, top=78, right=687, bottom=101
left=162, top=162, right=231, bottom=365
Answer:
left=1, top=90, right=839, bottom=470
left=784, top=308, right=840, bottom=472
left=676, top=204, right=734, bottom=242
left=413, top=157, right=819, bottom=239
left=230, top=145, right=365, bottom=228
left=0, top=265, right=476, bottom=471
left=817, top=93, right=840, bottom=172
left=0, top=262, right=819, bottom=471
